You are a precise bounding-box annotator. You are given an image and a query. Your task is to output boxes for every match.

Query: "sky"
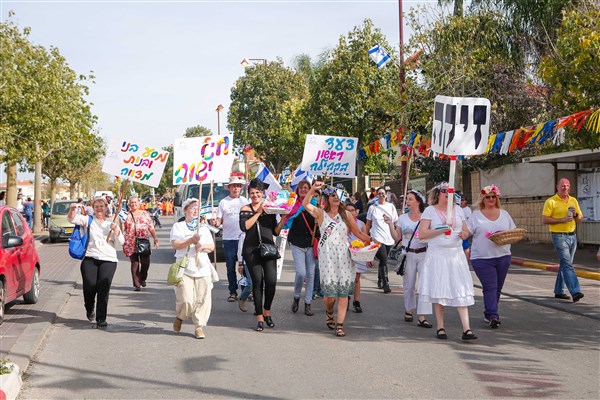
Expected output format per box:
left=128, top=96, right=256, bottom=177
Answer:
left=2, top=0, right=438, bottom=179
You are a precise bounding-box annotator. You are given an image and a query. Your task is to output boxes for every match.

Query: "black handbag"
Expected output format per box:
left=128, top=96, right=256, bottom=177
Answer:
left=256, top=220, right=280, bottom=260
left=132, top=214, right=152, bottom=256
left=392, top=221, right=420, bottom=276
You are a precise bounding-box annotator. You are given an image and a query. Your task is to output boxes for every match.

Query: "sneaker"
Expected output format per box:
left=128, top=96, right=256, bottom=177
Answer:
left=353, top=300, right=363, bottom=313
left=572, top=292, right=584, bottom=303
left=194, top=327, right=205, bottom=339
left=490, top=318, right=500, bottom=329
left=238, top=299, right=247, bottom=313
left=96, top=320, right=108, bottom=329
left=173, top=318, right=183, bottom=332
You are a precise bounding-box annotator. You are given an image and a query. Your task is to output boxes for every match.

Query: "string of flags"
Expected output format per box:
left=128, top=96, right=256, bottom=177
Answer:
left=358, top=108, right=600, bottom=161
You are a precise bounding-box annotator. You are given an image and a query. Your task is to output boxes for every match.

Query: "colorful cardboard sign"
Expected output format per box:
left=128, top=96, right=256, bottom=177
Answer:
left=301, top=135, right=358, bottom=178
left=431, top=95, right=491, bottom=156
left=173, top=135, right=234, bottom=185
left=102, top=138, right=170, bottom=188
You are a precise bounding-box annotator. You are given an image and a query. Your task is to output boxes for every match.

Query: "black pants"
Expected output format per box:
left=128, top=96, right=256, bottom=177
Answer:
left=244, top=250, right=277, bottom=316
left=376, top=244, right=392, bottom=281
left=129, top=254, right=150, bottom=288
left=81, top=257, right=117, bottom=322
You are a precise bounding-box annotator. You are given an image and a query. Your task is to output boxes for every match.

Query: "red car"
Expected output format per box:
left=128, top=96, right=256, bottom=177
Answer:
left=0, top=205, right=41, bottom=325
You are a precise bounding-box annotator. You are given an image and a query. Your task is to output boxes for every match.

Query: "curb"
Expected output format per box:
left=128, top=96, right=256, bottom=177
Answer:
left=512, top=258, right=600, bottom=281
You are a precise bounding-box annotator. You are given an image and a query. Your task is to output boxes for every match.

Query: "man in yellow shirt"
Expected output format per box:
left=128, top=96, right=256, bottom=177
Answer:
left=542, top=178, right=584, bottom=303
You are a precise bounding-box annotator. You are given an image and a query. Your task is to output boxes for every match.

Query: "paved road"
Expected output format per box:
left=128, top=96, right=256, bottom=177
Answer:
left=3, top=220, right=599, bottom=399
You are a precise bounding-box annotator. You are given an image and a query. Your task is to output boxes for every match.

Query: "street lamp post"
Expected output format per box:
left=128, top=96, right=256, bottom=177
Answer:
left=240, top=58, right=267, bottom=67
left=216, top=104, right=224, bottom=135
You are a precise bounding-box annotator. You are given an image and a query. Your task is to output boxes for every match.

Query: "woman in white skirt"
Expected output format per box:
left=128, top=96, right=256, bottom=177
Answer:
left=418, top=183, right=477, bottom=341
left=388, top=190, right=432, bottom=327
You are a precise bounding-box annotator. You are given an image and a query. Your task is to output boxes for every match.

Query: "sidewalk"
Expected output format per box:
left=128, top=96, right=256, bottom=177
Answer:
left=510, top=241, right=600, bottom=281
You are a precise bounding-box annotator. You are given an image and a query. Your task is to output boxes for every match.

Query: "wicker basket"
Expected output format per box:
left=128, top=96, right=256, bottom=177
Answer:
left=349, top=245, right=379, bottom=262
left=263, top=207, right=291, bottom=215
left=488, top=228, right=527, bottom=245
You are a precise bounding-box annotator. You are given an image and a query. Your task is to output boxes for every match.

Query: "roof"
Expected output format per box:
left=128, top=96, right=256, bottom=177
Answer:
left=522, top=148, right=600, bottom=164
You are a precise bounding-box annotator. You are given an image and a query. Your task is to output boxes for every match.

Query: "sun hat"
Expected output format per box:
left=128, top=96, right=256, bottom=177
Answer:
left=182, top=198, right=199, bottom=211
left=228, top=173, right=246, bottom=186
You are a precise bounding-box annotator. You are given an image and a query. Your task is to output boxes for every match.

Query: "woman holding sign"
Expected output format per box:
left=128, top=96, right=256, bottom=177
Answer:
left=418, top=183, right=477, bottom=341
left=303, top=181, right=371, bottom=337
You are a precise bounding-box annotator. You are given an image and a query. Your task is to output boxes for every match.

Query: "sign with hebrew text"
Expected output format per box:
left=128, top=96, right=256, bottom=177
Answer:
left=173, top=135, right=233, bottom=185
left=431, top=95, right=491, bottom=156
left=301, top=135, right=357, bottom=178
left=102, top=138, right=169, bottom=188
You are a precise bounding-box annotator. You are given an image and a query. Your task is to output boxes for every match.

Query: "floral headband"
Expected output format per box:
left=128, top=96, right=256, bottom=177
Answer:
left=481, top=184, right=501, bottom=197
left=432, top=182, right=449, bottom=191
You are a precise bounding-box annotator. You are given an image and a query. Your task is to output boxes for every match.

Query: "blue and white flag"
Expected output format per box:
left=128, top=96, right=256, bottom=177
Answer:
left=290, top=165, right=313, bottom=192
left=255, top=163, right=283, bottom=192
left=368, top=44, right=391, bottom=68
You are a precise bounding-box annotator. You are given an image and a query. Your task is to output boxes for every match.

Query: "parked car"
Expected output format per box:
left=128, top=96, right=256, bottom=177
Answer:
left=0, top=205, right=41, bottom=325
left=49, top=199, right=79, bottom=243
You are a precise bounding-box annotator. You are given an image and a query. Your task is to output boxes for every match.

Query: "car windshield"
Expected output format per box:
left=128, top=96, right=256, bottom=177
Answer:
left=188, top=184, right=230, bottom=205
left=52, top=201, right=76, bottom=215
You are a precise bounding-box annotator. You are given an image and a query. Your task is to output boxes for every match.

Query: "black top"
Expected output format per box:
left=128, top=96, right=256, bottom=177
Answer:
left=354, top=200, right=364, bottom=214
left=287, top=210, right=319, bottom=248
left=239, top=205, right=278, bottom=248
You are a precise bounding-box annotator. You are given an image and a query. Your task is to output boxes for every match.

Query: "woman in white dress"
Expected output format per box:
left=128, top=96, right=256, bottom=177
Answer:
left=418, top=183, right=477, bottom=341
left=387, top=190, right=432, bottom=327
left=303, top=182, right=371, bottom=337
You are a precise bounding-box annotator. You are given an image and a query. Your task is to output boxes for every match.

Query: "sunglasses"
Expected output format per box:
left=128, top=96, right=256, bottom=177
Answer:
left=440, top=188, right=449, bottom=193
left=485, top=195, right=497, bottom=199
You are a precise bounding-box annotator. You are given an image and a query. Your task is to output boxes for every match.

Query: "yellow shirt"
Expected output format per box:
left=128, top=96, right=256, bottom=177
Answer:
left=542, top=194, right=582, bottom=233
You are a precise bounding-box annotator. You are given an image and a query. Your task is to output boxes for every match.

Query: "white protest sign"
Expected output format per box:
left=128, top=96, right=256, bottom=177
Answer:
left=431, top=95, right=491, bottom=156
left=300, top=134, right=358, bottom=178
left=102, top=138, right=169, bottom=188
left=173, top=135, right=234, bottom=185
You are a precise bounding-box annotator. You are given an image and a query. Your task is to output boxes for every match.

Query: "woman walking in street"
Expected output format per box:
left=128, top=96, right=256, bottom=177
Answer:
left=169, top=198, right=215, bottom=339
left=467, top=185, right=516, bottom=328
left=388, top=190, right=432, bottom=327
left=365, top=187, right=398, bottom=293
left=303, top=181, right=371, bottom=337
left=67, top=196, right=124, bottom=328
left=122, top=196, right=158, bottom=291
left=239, top=179, right=281, bottom=331
left=418, top=183, right=477, bottom=341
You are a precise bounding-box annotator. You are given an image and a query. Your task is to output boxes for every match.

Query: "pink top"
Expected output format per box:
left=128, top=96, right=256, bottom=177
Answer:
left=123, top=211, right=153, bottom=257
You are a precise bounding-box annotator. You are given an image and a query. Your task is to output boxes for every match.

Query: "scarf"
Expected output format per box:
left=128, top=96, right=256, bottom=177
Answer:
left=282, top=197, right=318, bottom=230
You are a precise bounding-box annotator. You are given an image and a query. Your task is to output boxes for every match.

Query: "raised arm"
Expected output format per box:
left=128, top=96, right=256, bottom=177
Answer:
left=302, top=183, right=324, bottom=226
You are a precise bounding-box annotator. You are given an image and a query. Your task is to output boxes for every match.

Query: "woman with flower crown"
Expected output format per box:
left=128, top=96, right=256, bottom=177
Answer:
left=418, top=183, right=477, bottom=341
left=466, top=185, right=516, bottom=329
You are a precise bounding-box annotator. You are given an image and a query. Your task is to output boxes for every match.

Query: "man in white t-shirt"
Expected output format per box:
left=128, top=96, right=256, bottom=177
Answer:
left=366, top=186, right=398, bottom=293
left=213, top=174, right=248, bottom=302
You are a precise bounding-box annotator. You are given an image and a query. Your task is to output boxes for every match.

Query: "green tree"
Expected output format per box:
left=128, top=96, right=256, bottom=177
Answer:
left=228, top=60, right=309, bottom=172
left=306, top=19, right=402, bottom=190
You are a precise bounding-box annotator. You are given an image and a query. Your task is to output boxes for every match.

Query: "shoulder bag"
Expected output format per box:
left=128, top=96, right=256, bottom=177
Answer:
left=68, top=215, right=93, bottom=260
left=390, top=221, right=420, bottom=276
left=301, top=211, right=319, bottom=259
left=256, top=219, right=280, bottom=260
left=167, top=245, right=190, bottom=285
left=132, top=213, right=151, bottom=256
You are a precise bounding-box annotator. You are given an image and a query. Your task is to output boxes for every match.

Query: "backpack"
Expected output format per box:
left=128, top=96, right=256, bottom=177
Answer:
left=69, top=216, right=93, bottom=260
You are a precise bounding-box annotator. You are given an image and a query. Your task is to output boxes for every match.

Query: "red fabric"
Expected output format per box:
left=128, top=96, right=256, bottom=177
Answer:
left=123, top=211, right=153, bottom=257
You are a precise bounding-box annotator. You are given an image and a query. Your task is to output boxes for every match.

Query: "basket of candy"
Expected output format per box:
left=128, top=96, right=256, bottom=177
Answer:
left=263, top=191, right=296, bottom=215
left=487, top=228, right=527, bottom=245
left=349, top=240, right=380, bottom=262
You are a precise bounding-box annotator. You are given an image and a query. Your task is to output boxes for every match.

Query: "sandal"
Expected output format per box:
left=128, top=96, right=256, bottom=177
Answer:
left=326, top=310, right=335, bottom=330
left=264, top=316, right=275, bottom=328
left=462, top=329, right=478, bottom=341
left=417, top=319, right=433, bottom=328
left=255, top=321, right=264, bottom=332
left=334, top=323, right=346, bottom=337
left=227, top=294, right=237, bottom=302
left=436, top=328, right=447, bottom=340
left=404, top=312, right=413, bottom=322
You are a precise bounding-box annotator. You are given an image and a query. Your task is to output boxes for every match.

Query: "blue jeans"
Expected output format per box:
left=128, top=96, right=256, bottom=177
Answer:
left=551, top=233, right=581, bottom=295
left=291, top=244, right=316, bottom=304
left=223, top=240, right=239, bottom=295
left=239, top=262, right=253, bottom=301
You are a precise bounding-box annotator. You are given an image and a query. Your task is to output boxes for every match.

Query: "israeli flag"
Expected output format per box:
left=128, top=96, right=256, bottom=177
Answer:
left=290, top=165, right=313, bottom=191
left=368, top=44, right=391, bottom=68
left=255, top=163, right=283, bottom=192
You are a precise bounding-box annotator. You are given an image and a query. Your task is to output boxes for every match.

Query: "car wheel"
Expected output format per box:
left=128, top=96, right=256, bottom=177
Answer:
left=23, top=268, right=40, bottom=304
left=0, top=281, right=5, bottom=325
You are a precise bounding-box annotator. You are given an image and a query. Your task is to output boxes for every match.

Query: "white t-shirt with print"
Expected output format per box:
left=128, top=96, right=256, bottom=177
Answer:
left=468, top=209, right=516, bottom=260
left=217, top=196, right=248, bottom=240
left=396, top=213, right=427, bottom=250
left=366, top=202, right=398, bottom=246
left=71, top=214, right=124, bottom=263
left=170, top=222, right=214, bottom=278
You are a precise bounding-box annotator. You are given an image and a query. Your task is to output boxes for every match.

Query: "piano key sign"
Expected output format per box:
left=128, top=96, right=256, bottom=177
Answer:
left=301, top=134, right=358, bottom=178
left=102, top=137, right=170, bottom=188
left=431, top=95, right=491, bottom=156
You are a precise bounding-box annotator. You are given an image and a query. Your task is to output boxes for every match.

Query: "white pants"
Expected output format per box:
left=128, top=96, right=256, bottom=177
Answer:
left=403, top=252, right=432, bottom=315
left=175, top=275, right=213, bottom=328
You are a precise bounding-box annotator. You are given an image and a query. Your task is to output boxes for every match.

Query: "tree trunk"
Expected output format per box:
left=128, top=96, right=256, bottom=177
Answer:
left=50, top=179, right=57, bottom=204
left=69, top=181, right=76, bottom=199
left=6, top=163, right=18, bottom=207
left=454, top=0, right=463, bottom=17
left=33, top=157, right=43, bottom=233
